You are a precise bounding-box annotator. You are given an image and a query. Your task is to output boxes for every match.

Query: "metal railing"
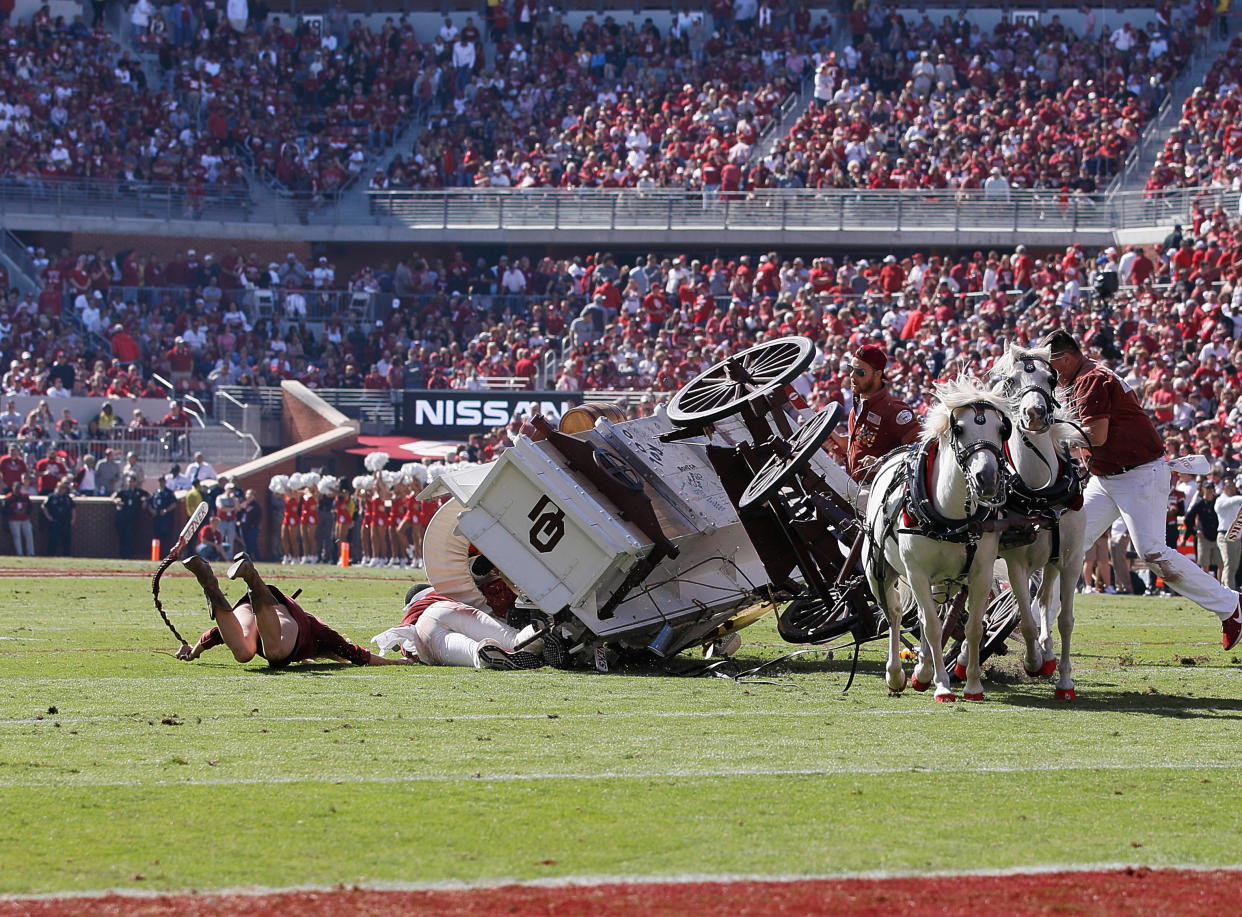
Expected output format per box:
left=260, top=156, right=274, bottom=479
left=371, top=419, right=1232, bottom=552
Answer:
left=366, top=185, right=1241, bottom=235
left=7, top=173, right=1237, bottom=235
left=0, top=176, right=254, bottom=222
left=66, top=284, right=378, bottom=326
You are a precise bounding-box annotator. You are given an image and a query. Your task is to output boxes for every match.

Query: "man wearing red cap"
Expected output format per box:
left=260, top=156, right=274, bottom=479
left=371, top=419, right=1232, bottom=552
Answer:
left=833, top=345, right=919, bottom=480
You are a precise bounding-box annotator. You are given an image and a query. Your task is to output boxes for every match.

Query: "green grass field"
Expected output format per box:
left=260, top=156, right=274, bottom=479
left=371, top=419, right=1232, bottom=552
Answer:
left=3, top=558, right=1242, bottom=897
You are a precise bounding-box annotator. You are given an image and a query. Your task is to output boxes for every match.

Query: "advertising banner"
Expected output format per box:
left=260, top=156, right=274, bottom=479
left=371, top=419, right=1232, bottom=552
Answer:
left=401, top=390, right=584, bottom=438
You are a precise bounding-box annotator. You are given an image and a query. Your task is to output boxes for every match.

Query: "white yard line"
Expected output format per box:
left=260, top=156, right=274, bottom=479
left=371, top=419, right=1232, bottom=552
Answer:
left=0, top=704, right=1234, bottom=727
left=0, top=760, right=1235, bottom=789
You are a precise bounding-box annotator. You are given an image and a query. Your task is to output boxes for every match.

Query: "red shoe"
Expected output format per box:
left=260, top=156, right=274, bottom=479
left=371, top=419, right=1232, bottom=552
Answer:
left=1223, top=598, right=1242, bottom=651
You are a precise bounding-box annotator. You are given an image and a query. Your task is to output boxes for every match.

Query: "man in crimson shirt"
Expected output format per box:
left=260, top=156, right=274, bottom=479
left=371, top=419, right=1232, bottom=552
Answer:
left=831, top=345, right=920, bottom=481
left=0, top=444, right=27, bottom=489
left=1044, top=329, right=1242, bottom=648
left=34, top=450, right=70, bottom=495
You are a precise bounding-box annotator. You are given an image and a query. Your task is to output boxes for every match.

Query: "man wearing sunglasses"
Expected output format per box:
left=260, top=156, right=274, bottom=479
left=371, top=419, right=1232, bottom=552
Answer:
left=832, top=345, right=919, bottom=481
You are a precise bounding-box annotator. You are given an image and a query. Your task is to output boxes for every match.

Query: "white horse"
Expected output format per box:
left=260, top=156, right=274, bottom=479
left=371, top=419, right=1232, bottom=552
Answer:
left=986, top=343, right=1087, bottom=701
left=863, top=377, right=1010, bottom=702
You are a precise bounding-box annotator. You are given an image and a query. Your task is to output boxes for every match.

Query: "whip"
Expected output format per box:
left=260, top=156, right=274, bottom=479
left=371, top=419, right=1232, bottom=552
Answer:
left=151, top=501, right=209, bottom=646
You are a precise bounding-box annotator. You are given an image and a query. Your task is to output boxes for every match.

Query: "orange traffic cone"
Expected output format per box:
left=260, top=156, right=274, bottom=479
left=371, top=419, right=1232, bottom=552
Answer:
left=150, top=539, right=161, bottom=562
left=339, top=542, right=350, bottom=567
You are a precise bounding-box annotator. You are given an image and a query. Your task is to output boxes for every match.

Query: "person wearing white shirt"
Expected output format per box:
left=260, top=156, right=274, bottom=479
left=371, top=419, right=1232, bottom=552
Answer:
left=500, top=263, right=526, bottom=294
left=1117, top=247, right=1138, bottom=285
left=47, top=378, right=71, bottom=398
left=186, top=452, right=218, bottom=483
left=439, top=18, right=459, bottom=44
left=1216, top=478, right=1242, bottom=588
left=983, top=167, right=1011, bottom=201
left=452, top=38, right=476, bottom=87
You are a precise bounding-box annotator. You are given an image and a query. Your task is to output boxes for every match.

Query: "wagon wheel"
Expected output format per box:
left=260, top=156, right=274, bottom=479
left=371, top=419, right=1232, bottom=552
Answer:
left=945, top=586, right=1022, bottom=675
left=666, top=337, right=815, bottom=426
left=737, top=405, right=843, bottom=510
left=776, top=593, right=863, bottom=644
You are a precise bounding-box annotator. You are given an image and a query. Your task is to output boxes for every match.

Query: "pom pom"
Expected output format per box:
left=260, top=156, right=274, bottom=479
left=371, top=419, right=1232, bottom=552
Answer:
left=364, top=451, right=390, bottom=472
left=351, top=475, right=371, bottom=491
left=288, top=472, right=305, bottom=490
left=427, top=463, right=446, bottom=481
left=317, top=476, right=339, bottom=496
left=383, top=470, right=401, bottom=488
left=268, top=474, right=289, bottom=496
left=301, top=471, right=321, bottom=490
left=400, top=462, right=430, bottom=485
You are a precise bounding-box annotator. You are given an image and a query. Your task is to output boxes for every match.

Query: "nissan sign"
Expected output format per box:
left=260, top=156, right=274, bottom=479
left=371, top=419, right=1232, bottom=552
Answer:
left=402, top=391, right=584, bottom=437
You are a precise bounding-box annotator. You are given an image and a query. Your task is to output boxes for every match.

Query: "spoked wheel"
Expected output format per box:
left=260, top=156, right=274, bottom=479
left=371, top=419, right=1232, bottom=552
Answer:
left=945, top=586, right=1022, bottom=672
left=776, top=594, right=863, bottom=644
left=666, top=337, right=815, bottom=427
left=738, top=405, right=844, bottom=510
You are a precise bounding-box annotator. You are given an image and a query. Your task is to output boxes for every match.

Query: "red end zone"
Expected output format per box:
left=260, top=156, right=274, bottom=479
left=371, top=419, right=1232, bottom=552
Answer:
left=3, top=868, right=1237, bottom=917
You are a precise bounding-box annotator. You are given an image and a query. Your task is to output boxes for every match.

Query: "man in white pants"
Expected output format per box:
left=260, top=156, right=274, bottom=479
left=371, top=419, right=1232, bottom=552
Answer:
left=1044, top=330, right=1242, bottom=648
left=1215, top=478, right=1242, bottom=590
left=372, top=584, right=543, bottom=669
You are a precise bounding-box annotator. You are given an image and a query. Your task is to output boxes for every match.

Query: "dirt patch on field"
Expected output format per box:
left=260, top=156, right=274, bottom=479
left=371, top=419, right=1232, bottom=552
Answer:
left=3, top=868, right=1237, bottom=916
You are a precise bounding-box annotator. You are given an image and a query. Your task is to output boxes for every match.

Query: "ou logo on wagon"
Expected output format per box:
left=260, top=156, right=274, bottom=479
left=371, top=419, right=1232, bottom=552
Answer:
left=527, top=495, right=566, bottom=553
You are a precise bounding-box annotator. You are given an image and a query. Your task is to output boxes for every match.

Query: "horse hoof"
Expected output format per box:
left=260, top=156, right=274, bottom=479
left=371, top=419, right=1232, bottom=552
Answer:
left=934, top=693, right=956, bottom=704
left=887, top=688, right=904, bottom=696
left=953, top=663, right=967, bottom=681
left=910, top=674, right=931, bottom=692
left=963, top=691, right=985, bottom=701
left=1055, top=688, right=1077, bottom=701
left=1040, top=659, right=1057, bottom=676
left=1023, top=662, right=1043, bottom=678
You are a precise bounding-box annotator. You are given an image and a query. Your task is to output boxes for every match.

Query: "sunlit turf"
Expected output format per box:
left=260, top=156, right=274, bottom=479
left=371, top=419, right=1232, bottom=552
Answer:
left=2, top=559, right=1241, bottom=894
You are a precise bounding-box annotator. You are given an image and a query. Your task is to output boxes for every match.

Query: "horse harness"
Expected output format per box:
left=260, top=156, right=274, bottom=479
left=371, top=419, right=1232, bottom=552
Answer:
left=869, top=401, right=1009, bottom=592
left=1000, top=443, right=1085, bottom=563
left=995, top=356, right=1085, bottom=564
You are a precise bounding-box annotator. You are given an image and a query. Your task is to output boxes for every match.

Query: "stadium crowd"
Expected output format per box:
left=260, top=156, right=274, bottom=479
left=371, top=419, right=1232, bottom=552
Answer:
left=1145, top=33, right=1242, bottom=195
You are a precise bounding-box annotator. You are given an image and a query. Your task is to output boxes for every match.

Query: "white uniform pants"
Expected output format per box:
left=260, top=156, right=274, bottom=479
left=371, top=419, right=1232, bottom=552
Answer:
left=414, top=600, right=523, bottom=667
left=1082, top=459, right=1237, bottom=619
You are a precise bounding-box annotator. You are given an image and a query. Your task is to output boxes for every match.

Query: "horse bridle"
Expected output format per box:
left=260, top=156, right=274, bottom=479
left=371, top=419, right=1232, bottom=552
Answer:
left=999, top=357, right=1060, bottom=434
left=947, top=401, right=1010, bottom=510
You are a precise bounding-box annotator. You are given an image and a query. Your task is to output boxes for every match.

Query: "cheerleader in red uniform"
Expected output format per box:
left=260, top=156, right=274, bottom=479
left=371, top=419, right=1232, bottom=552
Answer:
left=298, top=473, right=321, bottom=564
left=398, top=463, right=430, bottom=568
left=332, top=480, right=355, bottom=557
left=353, top=476, right=375, bottom=566
left=367, top=486, right=389, bottom=566
left=361, top=451, right=390, bottom=567
left=387, top=484, right=409, bottom=568
left=269, top=474, right=300, bottom=566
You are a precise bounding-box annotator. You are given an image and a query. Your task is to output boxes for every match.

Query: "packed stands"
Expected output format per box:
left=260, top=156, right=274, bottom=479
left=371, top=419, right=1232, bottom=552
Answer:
left=771, top=12, right=1191, bottom=194
left=388, top=11, right=804, bottom=190
left=1145, top=34, right=1242, bottom=195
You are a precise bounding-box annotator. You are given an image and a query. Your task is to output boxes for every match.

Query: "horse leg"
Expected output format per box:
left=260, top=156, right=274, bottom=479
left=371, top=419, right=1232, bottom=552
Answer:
left=1034, top=563, right=1061, bottom=675
left=1007, top=557, right=1044, bottom=678
left=908, top=576, right=954, bottom=702
left=911, top=626, right=936, bottom=692
left=1055, top=563, right=1077, bottom=700
left=961, top=561, right=996, bottom=700
left=881, top=579, right=908, bottom=695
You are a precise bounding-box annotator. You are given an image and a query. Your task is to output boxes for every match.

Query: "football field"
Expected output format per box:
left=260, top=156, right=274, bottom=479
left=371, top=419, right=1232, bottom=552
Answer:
left=2, top=558, right=1242, bottom=913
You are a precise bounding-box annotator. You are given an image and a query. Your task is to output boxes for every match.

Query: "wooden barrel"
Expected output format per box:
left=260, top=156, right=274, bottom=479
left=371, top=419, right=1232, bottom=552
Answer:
left=558, top=402, right=627, bottom=434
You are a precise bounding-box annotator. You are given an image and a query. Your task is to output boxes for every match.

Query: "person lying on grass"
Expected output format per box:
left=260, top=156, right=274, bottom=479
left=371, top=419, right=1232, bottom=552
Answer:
left=371, top=577, right=544, bottom=671
left=176, top=553, right=411, bottom=667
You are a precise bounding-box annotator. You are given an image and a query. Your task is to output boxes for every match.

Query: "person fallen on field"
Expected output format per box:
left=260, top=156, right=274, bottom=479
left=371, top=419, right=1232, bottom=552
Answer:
left=176, top=552, right=411, bottom=667
left=371, top=576, right=543, bottom=671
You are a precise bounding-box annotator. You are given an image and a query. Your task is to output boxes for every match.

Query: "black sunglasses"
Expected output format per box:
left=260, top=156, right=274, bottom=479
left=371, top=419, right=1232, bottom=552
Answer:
left=850, top=366, right=869, bottom=376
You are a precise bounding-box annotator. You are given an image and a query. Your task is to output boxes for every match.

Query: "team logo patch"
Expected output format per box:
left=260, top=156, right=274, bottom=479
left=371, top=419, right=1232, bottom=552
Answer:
left=896, top=409, right=913, bottom=425
left=866, top=412, right=881, bottom=424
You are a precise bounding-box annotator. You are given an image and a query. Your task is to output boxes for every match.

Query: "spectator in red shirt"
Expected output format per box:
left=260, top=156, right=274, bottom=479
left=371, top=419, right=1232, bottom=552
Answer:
left=0, top=444, right=28, bottom=489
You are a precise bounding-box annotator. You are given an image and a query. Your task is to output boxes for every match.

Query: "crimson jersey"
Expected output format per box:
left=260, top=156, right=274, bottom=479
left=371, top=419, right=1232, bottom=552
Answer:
left=200, top=586, right=371, bottom=666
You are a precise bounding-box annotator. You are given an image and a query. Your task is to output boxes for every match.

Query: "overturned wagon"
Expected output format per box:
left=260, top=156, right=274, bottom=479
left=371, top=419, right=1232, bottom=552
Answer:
left=418, top=338, right=904, bottom=672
